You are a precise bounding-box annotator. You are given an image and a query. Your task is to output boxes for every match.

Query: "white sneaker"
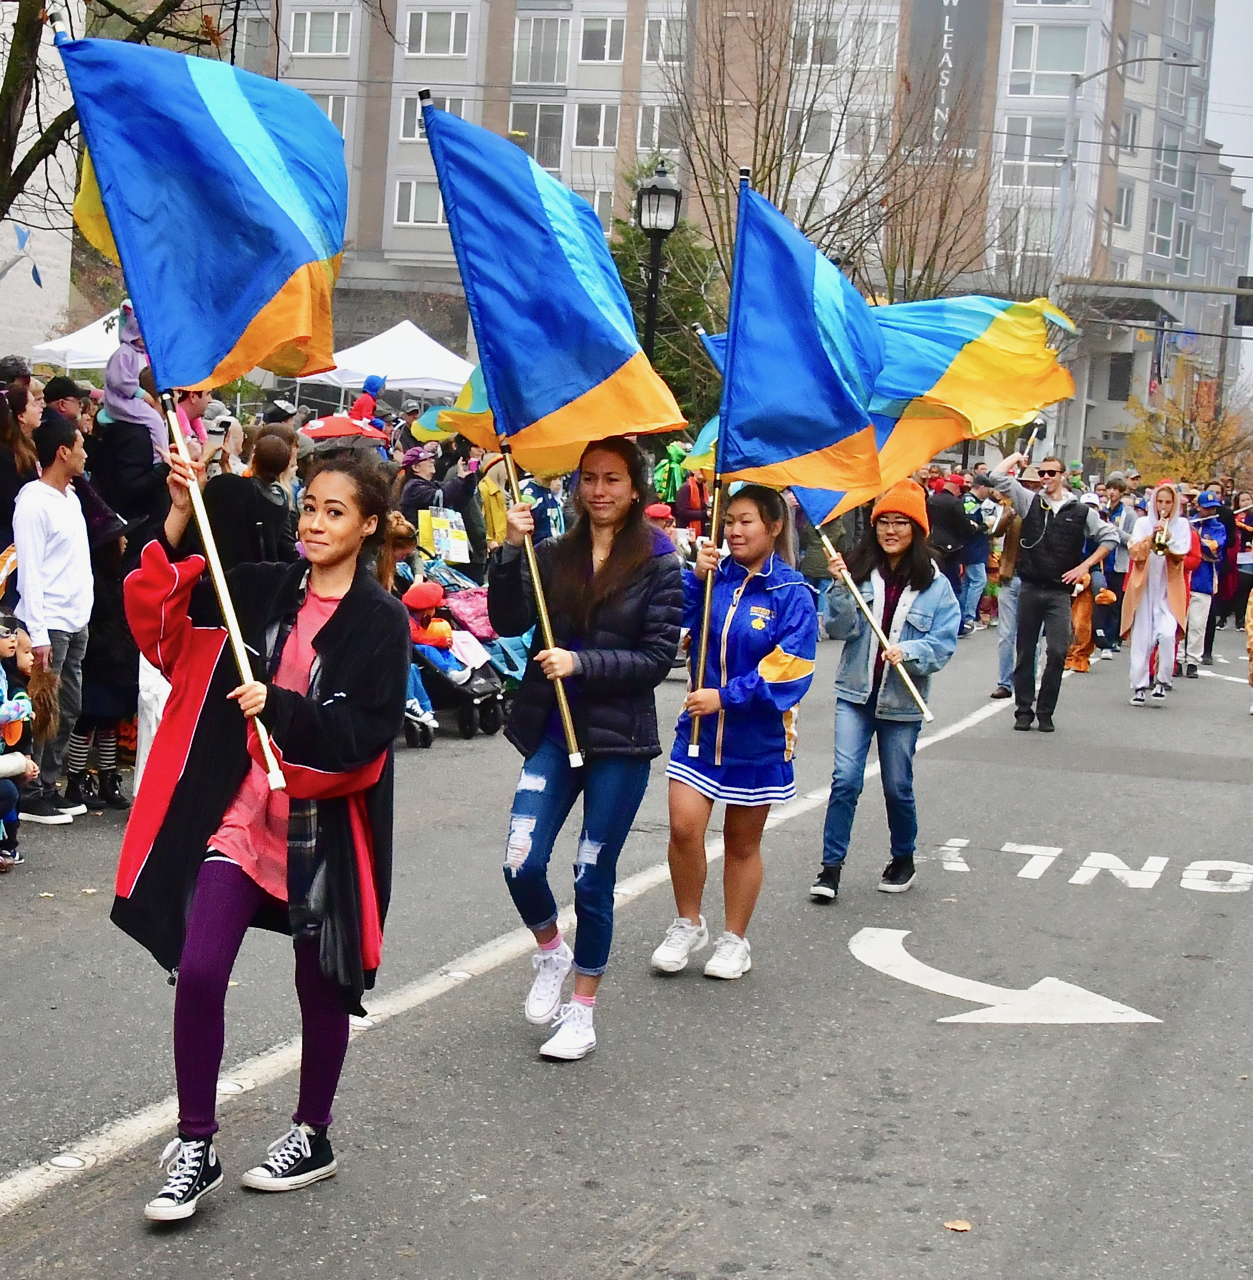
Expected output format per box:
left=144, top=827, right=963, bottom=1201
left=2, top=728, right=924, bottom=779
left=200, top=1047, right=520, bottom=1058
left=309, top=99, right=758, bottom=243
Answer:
left=650, top=915, right=709, bottom=973
left=419, top=710, right=439, bottom=728
left=525, top=940, right=573, bottom=1024
left=539, top=1001, right=596, bottom=1060
left=703, top=932, right=751, bottom=980
left=1099, top=649, right=1115, bottom=660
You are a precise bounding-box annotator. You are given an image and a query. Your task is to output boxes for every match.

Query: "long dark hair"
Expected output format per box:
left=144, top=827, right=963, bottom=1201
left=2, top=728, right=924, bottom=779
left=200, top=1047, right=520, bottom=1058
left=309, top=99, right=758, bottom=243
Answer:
left=726, top=484, right=795, bottom=567
left=306, top=454, right=392, bottom=553
left=546, top=436, right=654, bottom=631
left=845, top=516, right=936, bottom=592
left=0, top=390, right=36, bottom=474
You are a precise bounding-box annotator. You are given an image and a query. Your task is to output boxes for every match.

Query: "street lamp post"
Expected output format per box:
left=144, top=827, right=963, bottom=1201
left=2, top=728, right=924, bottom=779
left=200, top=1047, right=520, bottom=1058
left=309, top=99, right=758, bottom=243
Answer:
left=1052, top=54, right=1199, bottom=291
left=635, top=161, right=682, bottom=361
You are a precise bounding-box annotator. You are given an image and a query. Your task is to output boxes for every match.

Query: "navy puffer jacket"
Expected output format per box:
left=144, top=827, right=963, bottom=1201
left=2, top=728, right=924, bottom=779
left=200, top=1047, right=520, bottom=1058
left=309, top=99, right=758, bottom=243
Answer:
left=487, top=528, right=682, bottom=759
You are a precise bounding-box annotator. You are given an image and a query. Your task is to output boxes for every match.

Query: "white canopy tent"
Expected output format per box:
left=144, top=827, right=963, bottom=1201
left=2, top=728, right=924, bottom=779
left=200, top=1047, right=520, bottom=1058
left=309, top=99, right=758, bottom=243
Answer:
left=31, top=308, right=121, bottom=370
left=300, top=319, right=472, bottom=398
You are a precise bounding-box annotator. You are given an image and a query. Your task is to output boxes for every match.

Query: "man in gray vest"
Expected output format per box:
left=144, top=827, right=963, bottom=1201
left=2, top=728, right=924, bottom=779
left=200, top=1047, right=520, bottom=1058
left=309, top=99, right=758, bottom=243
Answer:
left=991, top=453, right=1117, bottom=732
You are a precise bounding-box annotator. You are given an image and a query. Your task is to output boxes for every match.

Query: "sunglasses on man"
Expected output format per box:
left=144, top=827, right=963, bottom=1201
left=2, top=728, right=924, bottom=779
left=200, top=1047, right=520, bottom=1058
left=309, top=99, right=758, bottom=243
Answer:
left=1036, top=467, right=1062, bottom=478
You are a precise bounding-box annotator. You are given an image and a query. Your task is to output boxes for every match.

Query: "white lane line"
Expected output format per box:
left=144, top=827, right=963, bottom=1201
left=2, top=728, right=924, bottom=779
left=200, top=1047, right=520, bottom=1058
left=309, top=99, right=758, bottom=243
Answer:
left=1197, top=670, right=1249, bottom=685
left=0, top=694, right=1015, bottom=1217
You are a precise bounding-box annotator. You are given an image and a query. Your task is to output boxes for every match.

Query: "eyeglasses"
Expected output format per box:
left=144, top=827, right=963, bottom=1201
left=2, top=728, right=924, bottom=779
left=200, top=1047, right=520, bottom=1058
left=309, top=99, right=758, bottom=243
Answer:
left=1036, top=467, right=1062, bottom=478
left=875, top=518, right=913, bottom=531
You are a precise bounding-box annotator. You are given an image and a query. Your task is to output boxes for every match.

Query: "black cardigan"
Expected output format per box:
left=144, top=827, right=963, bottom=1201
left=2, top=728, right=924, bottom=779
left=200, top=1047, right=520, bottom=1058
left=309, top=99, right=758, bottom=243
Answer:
left=487, top=529, right=682, bottom=759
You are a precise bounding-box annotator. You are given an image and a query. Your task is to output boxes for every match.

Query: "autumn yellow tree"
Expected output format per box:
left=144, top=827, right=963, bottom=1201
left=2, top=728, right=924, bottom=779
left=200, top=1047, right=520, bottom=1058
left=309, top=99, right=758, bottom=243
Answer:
left=1122, top=381, right=1253, bottom=487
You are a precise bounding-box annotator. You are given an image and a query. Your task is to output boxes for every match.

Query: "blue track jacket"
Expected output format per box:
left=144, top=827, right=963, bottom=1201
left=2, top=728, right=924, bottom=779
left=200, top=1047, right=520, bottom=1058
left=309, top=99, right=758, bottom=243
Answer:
left=674, top=553, right=817, bottom=767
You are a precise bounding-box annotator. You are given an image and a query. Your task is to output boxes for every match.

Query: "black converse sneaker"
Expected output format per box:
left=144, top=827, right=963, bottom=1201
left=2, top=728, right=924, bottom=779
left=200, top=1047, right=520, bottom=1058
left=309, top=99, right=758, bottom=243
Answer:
left=809, top=865, right=841, bottom=902
left=877, top=857, right=917, bottom=894
left=240, top=1122, right=337, bottom=1191
left=144, top=1135, right=223, bottom=1221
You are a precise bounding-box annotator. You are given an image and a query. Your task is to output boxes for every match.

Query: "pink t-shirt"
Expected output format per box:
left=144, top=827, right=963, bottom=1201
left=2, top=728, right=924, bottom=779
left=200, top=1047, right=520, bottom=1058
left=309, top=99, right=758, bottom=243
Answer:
left=208, top=590, right=342, bottom=901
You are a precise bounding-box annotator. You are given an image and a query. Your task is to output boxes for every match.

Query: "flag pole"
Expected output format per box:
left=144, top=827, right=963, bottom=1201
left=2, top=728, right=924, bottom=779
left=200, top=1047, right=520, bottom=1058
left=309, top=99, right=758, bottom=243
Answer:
left=686, top=454, right=724, bottom=759
left=160, top=393, right=287, bottom=789
left=498, top=441, right=584, bottom=769
left=818, top=530, right=933, bottom=723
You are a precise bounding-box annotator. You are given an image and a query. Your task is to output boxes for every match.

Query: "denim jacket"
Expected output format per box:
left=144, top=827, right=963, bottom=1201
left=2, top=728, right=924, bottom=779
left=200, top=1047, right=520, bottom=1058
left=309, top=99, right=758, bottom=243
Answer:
left=824, top=568, right=960, bottom=721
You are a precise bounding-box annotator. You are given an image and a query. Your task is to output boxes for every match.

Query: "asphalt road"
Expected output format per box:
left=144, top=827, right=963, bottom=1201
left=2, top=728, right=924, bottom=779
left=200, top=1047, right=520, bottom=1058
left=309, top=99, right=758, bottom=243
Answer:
left=2, top=618, right=1252, bottom=1279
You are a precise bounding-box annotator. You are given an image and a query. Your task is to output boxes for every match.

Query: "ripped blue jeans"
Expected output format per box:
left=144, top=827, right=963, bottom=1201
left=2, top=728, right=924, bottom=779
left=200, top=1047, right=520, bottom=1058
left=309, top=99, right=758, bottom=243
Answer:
left=503, top=735, right=651, bottom=975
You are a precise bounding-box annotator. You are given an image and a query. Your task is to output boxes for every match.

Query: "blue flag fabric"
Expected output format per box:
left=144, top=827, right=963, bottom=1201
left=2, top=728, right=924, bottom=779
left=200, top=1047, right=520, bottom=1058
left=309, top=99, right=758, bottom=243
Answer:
left=422, top=101, right=683, bottom=474
left=59, top=36, right=347, bottom=390
left=715, top=186, right=884, bottom=526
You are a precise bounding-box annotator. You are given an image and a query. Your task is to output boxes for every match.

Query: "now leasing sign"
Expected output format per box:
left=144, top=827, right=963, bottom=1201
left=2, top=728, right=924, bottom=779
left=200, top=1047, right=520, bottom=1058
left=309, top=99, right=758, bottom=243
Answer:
left=906, top=0, right=992, bottom=154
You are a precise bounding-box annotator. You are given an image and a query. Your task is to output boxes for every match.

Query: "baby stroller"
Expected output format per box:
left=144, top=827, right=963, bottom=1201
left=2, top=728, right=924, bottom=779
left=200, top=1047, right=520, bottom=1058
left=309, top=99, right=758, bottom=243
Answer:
left=402, top=577, right=505, bottom=741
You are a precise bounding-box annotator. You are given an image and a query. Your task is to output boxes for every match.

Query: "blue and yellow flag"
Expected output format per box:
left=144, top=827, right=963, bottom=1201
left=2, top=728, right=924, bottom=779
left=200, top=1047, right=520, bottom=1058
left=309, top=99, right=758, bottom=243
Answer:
left=423, top=99, right=684, bottom=474
left=709, top=184, right=885, bottom=526
left=59, top=36, right=346, bottom=389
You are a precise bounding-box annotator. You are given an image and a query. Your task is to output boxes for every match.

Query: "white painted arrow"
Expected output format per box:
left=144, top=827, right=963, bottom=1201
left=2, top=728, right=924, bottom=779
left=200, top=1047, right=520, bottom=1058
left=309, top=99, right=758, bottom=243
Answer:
left=848, top=928, right=1160, bottom=1024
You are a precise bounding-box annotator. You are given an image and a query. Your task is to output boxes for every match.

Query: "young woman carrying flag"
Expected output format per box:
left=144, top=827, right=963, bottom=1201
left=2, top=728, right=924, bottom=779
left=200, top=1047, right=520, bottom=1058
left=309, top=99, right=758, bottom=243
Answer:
left=652, top=485, right=817, bottom=980
left=119, top=452, right=409, bottom=1223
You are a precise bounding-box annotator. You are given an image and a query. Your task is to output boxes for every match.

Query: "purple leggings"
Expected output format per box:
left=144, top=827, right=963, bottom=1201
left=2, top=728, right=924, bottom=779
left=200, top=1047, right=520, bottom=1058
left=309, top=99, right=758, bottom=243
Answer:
left=174, top=858, right=350, bottom=1139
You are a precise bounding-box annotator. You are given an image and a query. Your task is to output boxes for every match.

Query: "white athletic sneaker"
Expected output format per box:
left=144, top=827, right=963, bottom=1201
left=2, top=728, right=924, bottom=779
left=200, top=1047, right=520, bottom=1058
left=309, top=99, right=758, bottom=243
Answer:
left=1099, top=649, right=1115, bottom=660
left=650, top=915, right=709, bottom=973
left=525, top=940, right=573, bottom=1024
left=539, top=1001, right=596, bottom=1060
left=703, top=932, right=752, bottom=980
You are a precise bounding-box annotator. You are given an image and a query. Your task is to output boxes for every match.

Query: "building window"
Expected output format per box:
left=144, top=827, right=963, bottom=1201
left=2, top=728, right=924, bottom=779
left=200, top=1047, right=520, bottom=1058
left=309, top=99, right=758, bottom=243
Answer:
left=1185, top=89, right=1205, bottom=142
left=1107, top=120, right=1119, bottom=163
left=997, top=205, right=1054, bottom=279
left=399, top=94, right=463, bottom=141
left=395, top=180, right=444, bottom=225
left=406, top=10, right=468, bottom=55
left=514, top=17, right=570, bottom=85
left=580, top=17, right=624, bottom=62
left=1198, top=176, right=1214, bottom=219
left=574, top=188, right=614, bottom=233
left=1211, top=199, right=1226, bottom=245
left=1114, top=184, right=1134, bottom=228
left=638, top=104, right=680, bottom=151
left=1191, top=22, right=1211, bottom=78
left=645, top=17, right=684, bottom=63
left=1102, top=208, right=1113, bottom=248
left=842, top=112, right=889, bottom=156
left=574, top=103, right=619, bottom=149
left=786, top=108, right=833, bottom=155
left=1120, top=105, right=1139, bottom=155
left=1108, top=352, right=1134, bottom=402
left=792, top=18, right=839, bottom=66
left=1165, top=0, right=1192, bottom=44
left=1148, top=196, right=1174, bottom=258
left=1112, top=258, right=1129, bottom=280
left=509, top=101, right=564, bottom=171
left=1009, top=24, right=1087, bottom=96
left=1153, top=123, right=1181, bottom=185
left=240, top=15, right=271, bottom=74
left=1001, top=115, right=1065, bottom=187
left=850, top=18, right=896, bottom=69
left=308, top=93, right=346, bottom=133
left=1126, top=32, right=1147, bottom=80
left=1160, top=62, right=1188, bottom=116
left=1193, top=240, right=1207, bottom=278
left=1179, top=158, right=1198, bottom=211
left=289, top=10, right=350, bottom=55
left=1174, top=219, right=1192, bottom=275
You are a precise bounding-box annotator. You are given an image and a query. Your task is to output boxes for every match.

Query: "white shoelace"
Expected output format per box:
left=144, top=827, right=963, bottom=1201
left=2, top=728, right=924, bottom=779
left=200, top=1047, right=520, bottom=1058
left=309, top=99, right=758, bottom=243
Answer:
left=263, top=1124, right=311, bottom=1173
left=662, top=918, right=697, bottom=948
left=155, top=1138, right=205, bottom=1199
left=710, top=933, right=743, bottom=964
left=531, top=948, right=567, bottom=993
left=549, top=1001, right=591, bottom=1031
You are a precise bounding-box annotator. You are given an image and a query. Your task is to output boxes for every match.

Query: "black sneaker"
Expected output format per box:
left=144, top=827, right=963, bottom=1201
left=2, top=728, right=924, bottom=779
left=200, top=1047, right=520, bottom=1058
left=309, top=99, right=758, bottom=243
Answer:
left=98, top=770, right=132, bottom=811
left=65, top=771, right=103, bottom=813
left=21, top=796, right=72, bottom=825
left=877, top=857, right=917, bottom=894
left=51, top=791, right=86, bottom=818
left=1185, top=664, right=1199, bottom=679
left=1013, top=713, right=1034, bottom=731
left=1202, top=654, right=1214, bottom=666
left=809, top=865, right=841, bottom=902
left=1036, top=713, right=1054, bottom=733
left=240, top=1122, right=336, bottom=1192
left=144, top=1135, right=223, bottom=1221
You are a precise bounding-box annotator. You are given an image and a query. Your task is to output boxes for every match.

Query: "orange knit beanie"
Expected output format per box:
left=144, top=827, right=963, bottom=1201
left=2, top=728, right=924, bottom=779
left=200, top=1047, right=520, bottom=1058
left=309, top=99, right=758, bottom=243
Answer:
left=870, top=480, right=930, bottom=535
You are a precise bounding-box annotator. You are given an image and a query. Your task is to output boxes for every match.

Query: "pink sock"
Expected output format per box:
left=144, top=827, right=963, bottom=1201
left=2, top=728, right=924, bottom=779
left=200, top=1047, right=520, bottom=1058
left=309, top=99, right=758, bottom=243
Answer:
left=538, top=932, right=563, bottom=952
left=572, top=993, right=595, bottom=1008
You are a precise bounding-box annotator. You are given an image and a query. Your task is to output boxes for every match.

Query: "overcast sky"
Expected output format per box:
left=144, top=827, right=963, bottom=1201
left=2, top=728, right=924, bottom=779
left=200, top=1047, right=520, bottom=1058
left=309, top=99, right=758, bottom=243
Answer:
left=1208, top=0, right=1253, bottom=260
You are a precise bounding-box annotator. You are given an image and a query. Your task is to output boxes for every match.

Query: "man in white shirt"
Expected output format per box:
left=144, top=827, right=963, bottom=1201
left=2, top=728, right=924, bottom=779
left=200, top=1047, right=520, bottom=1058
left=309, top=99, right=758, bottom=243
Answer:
left=14, top=418, right=93, bottom=824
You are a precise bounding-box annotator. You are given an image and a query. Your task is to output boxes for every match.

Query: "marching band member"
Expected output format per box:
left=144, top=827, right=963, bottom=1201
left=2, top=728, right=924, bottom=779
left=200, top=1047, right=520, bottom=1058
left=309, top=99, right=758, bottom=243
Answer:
left=1121, top=480, right=1189, bottom=705
left=652, top=485, right=816, bottom=981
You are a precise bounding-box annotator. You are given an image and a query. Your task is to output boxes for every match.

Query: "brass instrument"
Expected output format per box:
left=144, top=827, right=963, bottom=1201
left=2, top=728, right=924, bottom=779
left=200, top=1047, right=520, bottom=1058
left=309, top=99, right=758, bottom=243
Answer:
left=1151, top=524, right=1173, bottom=556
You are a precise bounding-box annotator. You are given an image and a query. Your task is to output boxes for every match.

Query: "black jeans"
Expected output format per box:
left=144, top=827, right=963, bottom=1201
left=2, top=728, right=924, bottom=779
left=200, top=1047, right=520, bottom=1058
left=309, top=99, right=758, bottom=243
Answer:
left=1014, top=582, right=1072, bottom=718
left=1093, top=568, right=1124, bottom=650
